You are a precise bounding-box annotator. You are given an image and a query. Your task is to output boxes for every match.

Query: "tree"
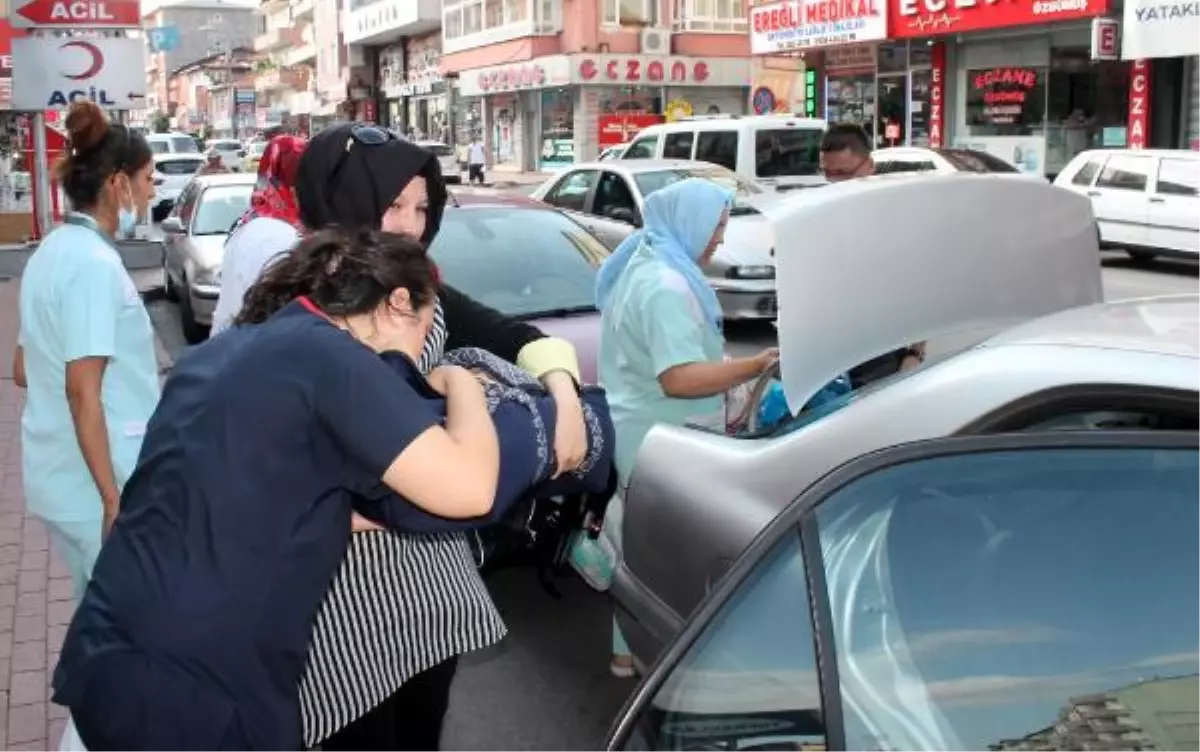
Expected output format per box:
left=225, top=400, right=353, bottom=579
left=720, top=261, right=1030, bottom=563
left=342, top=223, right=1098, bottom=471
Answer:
left=152, top=113, right=170, bottom=133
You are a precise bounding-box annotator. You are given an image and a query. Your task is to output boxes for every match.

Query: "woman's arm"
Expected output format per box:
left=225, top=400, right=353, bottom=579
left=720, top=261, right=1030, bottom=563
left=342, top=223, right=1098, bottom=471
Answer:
left=316, top=339, right=499, bottom=519
left=12, top=346, right=25, bottom=388
left=65, top=357, right=121, bottom=516
left=660, top=350, right=776, bottom=399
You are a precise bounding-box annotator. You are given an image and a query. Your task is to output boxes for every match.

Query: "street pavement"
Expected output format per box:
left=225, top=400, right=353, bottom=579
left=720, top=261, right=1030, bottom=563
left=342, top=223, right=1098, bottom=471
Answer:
left=0, top=217, right=1192, bottom=748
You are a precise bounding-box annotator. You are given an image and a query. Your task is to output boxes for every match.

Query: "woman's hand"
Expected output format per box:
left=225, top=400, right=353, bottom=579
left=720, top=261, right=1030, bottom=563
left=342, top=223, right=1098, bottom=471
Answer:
left=753, top=347, right=780, bottom=374
left=543, top=370, right=587, bottom=478
left=351, top=512, right=385, bottom=533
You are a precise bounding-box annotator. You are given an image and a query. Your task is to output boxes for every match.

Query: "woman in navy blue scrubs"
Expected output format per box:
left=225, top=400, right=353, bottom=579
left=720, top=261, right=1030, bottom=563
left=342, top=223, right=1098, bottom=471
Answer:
left=52, top=229, right=501, bottom=751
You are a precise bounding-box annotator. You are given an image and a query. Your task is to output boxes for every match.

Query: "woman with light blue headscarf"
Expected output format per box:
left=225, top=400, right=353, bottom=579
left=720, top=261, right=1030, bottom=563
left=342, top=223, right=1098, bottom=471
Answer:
left=570, top=178, right=778, bottom=677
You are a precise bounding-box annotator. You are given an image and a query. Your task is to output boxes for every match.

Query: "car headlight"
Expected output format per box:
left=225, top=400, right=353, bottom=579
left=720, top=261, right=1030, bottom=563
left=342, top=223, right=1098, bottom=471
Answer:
left=194, top=267, right=221, bottom=286
left=725, top=265, right=775, bottom=280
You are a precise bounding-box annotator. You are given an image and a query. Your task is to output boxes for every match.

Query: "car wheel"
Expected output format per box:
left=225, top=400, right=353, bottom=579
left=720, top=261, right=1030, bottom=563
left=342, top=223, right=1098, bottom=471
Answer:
left=178, top=278, right=210, bottom=344
left=162, top=260, right=179, bottom=302
left=1127, top=250, right=1156, bottom=264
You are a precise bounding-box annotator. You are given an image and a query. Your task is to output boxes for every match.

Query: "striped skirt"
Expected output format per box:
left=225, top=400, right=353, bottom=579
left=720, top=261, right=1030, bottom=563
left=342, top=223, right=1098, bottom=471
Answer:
left=298, top=530, right=506, bottom=746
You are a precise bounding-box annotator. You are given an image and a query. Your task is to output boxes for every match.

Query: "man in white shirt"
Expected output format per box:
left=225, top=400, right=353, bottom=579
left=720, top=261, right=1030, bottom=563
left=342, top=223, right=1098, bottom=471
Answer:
left=467, top=137, right=486, bottom=185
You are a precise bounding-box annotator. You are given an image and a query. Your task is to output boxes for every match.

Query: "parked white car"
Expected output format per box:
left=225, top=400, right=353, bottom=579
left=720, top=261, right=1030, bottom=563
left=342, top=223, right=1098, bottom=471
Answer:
left=619, top=114, right=828, bottom=191
left=1054, top=149, right=1199, bottom=261
left=150, top=153, right=205, bottom=222
left=599, top=142, right=630, bottom=161
left=415, top=140, right=462, bottom=183
left=531, top=159, right=781, bottom=320
left=146, top=132, right=201, bottom=156
left=872, top=146, right=1029, bottom=177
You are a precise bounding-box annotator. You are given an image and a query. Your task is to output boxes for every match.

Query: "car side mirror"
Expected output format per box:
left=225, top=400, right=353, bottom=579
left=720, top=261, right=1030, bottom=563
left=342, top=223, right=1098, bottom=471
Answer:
left=607, top=207, right=639, bottom=226
left=161, top=217, right=184, bottom=235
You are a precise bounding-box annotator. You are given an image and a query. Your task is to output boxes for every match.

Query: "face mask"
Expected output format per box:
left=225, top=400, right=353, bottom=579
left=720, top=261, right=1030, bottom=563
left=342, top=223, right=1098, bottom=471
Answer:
left=116, top=177, right=137, bottom=238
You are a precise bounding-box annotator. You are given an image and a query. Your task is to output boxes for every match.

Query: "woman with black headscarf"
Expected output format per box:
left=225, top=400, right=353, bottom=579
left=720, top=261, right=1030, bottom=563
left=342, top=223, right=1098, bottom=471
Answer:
left=218, top=123, right=590, bottom=750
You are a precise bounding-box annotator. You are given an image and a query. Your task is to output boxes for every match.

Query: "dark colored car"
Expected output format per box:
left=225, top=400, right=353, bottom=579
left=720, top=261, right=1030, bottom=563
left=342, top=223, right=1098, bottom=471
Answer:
left=432, top=191, right=609, bottom=382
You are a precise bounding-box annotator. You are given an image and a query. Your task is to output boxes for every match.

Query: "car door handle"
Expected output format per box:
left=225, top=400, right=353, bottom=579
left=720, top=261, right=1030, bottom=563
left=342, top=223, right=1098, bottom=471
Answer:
left=1086, top=190, right=1102, bottom=197
left=1149, top=196, right=1165, bottom=203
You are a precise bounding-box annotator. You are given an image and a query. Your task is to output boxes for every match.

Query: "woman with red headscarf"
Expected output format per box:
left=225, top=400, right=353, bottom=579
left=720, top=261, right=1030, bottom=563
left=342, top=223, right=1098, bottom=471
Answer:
left=211, top=134, right=307, bottom=335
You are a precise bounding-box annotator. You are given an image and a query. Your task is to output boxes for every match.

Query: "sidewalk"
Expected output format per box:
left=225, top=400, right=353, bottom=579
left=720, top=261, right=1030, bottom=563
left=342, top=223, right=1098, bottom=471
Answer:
left=0, top=280, right=70, bottom=750
left=482, top=165, right=553, bottom=189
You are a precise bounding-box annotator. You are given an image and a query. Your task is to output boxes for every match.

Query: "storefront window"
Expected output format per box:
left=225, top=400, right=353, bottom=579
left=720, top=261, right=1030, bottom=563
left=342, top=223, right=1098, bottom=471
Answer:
left=599, top=87, right=662, bottom=116
left=877, top=42, right=908, bottom=74
left=826, top=75, right=876, bottom=140
left=540, top=88, right=574, bottom=170
left=909, top=69, right=931, bottom=147
left=965, top=67, right=1047, bottom=137
left=1044, top=48, right=1129, bottom=175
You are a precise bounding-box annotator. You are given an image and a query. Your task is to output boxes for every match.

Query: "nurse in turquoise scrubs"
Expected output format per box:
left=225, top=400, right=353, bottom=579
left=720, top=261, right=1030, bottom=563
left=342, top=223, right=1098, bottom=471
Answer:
left=586, top=178, right=779, bottom=676
left=14, top=102, right=159, bottom=602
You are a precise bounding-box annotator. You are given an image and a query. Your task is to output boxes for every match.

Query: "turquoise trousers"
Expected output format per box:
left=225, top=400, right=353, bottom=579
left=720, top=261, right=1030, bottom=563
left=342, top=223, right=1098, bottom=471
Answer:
left=42, top=517, right=103, bottom=604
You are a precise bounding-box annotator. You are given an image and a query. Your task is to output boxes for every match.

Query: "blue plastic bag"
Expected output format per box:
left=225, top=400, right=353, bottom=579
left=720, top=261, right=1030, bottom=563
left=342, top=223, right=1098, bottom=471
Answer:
left=755, top=373, right=854, bottom=431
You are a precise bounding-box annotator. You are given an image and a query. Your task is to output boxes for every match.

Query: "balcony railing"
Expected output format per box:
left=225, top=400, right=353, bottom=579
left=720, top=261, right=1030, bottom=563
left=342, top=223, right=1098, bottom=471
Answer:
left=254, top=25, right=302, bottom=52
left=255, top=67, right=307, bottom=92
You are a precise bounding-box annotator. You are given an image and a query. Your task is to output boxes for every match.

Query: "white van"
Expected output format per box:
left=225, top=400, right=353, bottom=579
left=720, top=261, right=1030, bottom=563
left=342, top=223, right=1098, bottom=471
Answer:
left=618, top=114, right=828, bottom=190
left=1054, top=148, right=1199, bottom=261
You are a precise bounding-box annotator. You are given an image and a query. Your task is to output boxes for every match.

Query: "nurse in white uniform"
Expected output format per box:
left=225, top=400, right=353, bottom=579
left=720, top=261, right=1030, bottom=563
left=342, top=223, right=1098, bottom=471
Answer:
left=14, top=101, right=160, bottom=602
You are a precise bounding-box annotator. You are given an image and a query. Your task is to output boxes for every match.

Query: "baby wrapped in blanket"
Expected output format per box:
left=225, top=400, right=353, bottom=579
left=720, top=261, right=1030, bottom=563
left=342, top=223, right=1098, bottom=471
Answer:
left=356, top=347, right=615, bottom=533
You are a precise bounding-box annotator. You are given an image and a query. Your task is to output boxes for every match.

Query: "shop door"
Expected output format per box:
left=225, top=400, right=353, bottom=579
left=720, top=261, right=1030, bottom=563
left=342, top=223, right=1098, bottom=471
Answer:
left=877, top=75, right=908, bottom=147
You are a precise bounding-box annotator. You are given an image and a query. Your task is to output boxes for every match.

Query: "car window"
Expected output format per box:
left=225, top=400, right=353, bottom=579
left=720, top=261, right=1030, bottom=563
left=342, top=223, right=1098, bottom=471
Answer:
left=248, top=142, right=267, bottom=157
left=429, top=207, right=608, bottom=318
left=814, top=445, right=1199, bottom=751
left=157, top=158, right=204, bottom=176
left=191, top=185, right=252, bottom=235
left=694, top=131, right=738, bottom=172
left=633, top=166, right=763, bottom=209
left=617, top=533, right=826, bottom=751
left=755, top=128, right=822, bottom=178
left=1070, top=157, right=1106, bottom=186
left=171, top=136, right=200, bottom=153
left=1155, top=158, right=1199, bottom=197
left=662, top=131, right=695, bottom=160
left=876, top=159, right=936, bottom=174
left=938, top=148, right=1020, bottom=173
left=623, top=135, right=659, bottom=159
left=1096, top=155, right=1152, bottom=191
left=542, top=170, right=598, bottom=212
left=593, top=171, right=640, bottom=223
left=212, top=141, right=241, bottom=152
left=419, top=142, right=455, bottom=157
left=148, top=140, right=169, bottom=155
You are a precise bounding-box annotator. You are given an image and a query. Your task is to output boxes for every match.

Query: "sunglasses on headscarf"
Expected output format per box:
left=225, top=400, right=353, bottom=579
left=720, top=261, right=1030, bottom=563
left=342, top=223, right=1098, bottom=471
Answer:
left=327, top=124, right=399, bottom=189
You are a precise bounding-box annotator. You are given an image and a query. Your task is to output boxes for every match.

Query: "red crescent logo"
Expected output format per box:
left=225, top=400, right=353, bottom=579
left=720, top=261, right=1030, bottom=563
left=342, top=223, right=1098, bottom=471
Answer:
left=60, top=41, right=103, bottom=81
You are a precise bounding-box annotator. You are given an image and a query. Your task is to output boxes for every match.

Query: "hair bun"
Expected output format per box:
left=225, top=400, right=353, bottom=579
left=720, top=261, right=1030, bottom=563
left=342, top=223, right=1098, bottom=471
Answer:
left=64, top=101, right=109, bottom=154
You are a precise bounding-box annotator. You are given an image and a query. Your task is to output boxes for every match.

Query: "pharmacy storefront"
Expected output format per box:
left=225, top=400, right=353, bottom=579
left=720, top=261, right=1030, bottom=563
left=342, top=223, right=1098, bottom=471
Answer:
left=455, top=54, right=750, bottom=171
left=1122, top=0, right=1200, bottom=151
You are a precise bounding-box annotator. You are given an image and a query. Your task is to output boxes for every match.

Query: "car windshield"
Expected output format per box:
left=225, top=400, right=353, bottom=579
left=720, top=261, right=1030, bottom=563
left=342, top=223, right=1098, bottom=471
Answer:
left=212, top=141, right=241, bottom=152
left=248, top=142, right=267, bottom=156
left=172, top=136, right=200, bottom=153
left=430, top=207, right=608, bottom=318
left=938, top=148, right=1019, bottom=173
left=191, top=185, right=252, bottom=235
left=419, top=142, right=454, bottom=157
left=634, top=167, right=763, bottom=212
left=148, top=141, right=169, bottom=155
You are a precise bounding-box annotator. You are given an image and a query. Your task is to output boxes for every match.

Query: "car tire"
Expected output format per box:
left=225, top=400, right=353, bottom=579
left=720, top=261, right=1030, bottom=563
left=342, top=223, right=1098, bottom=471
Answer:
left=178, top=278, right=210, bottom=345
left=163, top=262, right=179, bottom=302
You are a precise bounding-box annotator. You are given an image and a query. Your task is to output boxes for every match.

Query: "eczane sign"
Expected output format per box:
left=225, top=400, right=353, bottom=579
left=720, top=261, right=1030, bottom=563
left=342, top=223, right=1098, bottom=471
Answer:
left=11, top=37, right=144, bottom=109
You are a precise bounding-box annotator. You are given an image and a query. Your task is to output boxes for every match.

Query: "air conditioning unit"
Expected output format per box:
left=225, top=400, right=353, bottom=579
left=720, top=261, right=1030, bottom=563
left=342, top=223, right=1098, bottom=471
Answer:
left=640, top=27, right=671, bottom=55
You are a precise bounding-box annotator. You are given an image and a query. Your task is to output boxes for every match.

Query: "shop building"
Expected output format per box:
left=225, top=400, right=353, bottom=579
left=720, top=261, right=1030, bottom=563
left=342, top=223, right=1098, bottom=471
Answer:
left=440, top=0, right=754, bottom=171
left=1121, top=0, right=1199, bottom=150
left=750, top=0, right=1198, bottom=179
left=379, top=33, right=451, bottom=141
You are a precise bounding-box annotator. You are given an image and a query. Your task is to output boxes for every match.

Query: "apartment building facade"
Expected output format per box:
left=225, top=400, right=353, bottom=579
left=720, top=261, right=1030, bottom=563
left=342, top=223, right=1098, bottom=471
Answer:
left=139, top=0, right=258, bottom=128
left=344, top=0, right=755, bottom=169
